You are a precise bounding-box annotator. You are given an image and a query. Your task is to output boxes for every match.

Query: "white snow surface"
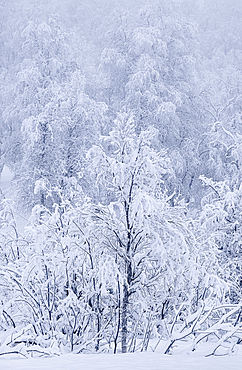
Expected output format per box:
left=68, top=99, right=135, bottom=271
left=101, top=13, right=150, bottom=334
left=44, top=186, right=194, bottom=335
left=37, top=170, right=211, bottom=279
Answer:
left=0, top=351, right=242, bottom=370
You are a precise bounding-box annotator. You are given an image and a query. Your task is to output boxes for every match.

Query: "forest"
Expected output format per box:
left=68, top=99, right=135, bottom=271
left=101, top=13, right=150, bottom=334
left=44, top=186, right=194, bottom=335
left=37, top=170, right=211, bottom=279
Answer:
left=1, top=0, right=242, bottom=359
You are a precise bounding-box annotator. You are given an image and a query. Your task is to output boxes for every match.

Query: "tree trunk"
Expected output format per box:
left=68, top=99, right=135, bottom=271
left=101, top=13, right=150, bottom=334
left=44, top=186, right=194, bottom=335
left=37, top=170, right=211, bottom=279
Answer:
left=114, top=277, right=121, bottom=354
left=121, top=282, right=129, bottom=353
left=95, top=293, right=101, bottom=352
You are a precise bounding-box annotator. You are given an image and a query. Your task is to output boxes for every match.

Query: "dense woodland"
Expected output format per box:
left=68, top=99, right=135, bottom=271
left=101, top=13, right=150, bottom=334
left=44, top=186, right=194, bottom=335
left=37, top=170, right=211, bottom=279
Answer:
left=1, top=0, right=242, bottom=357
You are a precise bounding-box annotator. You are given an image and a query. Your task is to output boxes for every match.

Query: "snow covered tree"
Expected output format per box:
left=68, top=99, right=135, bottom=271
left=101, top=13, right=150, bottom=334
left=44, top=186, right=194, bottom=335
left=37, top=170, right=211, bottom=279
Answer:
left=1, top=17, right=108, bottom=212
left=0, top=192, right=112, bottom=355
left=96, top=2, right=207, bottom=207
left=86, top=112, right=198, bottom=353
left=199, top=174, right=242, bottom=303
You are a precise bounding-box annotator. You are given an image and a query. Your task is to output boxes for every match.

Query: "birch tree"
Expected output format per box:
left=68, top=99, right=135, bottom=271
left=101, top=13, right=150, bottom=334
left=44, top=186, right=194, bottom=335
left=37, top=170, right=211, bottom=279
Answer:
left=86, top=112, right=195, bottom=352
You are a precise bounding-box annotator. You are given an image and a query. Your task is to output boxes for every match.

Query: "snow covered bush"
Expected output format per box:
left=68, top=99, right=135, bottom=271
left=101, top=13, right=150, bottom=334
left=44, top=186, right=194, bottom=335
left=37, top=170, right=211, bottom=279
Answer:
left=199, top=175, right=242, bottom=303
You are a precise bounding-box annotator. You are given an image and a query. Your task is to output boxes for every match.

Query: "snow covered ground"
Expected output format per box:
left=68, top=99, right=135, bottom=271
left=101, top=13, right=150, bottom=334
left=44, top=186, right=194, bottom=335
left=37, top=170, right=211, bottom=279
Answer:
left=0, top=351, right=242, bottom=370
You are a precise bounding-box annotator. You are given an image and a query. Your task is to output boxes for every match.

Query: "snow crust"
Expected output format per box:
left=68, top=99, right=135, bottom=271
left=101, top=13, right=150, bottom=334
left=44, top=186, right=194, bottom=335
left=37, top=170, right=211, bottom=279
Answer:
left=0, top=351, right=242, bottom=370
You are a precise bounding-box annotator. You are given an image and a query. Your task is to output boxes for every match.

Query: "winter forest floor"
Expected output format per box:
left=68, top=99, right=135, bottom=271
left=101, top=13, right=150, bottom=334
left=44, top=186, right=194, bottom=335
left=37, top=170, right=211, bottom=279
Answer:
left=0, top=350, right=242, bottom=370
